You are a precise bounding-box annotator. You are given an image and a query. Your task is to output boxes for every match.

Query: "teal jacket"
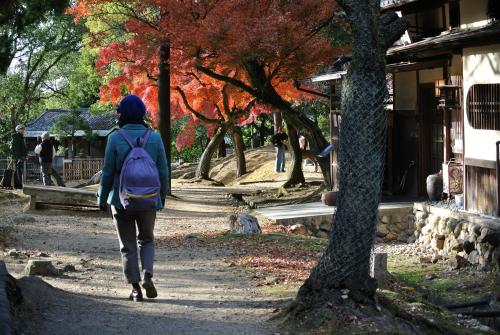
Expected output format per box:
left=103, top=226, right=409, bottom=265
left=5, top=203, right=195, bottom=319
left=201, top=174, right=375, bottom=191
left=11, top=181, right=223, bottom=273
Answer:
left=97, top=124, right=168, bottom=209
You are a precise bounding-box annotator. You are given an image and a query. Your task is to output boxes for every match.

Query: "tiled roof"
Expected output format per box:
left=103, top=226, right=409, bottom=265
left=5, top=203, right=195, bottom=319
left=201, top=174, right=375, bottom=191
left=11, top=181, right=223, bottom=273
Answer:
left=25, top=109, right=117, bottom=133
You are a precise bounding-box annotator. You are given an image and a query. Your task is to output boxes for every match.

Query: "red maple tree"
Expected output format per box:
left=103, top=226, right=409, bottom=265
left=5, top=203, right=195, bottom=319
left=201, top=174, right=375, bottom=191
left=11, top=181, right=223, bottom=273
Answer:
left=69, top=0, right=345, bottom=185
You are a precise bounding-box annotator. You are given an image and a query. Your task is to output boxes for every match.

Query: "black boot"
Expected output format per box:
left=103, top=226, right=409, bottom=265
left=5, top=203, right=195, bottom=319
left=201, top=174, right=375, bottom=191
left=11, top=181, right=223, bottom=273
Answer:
left=142, top=272, right=157, bottom=298
left=129, top=283, right=143, bottom=302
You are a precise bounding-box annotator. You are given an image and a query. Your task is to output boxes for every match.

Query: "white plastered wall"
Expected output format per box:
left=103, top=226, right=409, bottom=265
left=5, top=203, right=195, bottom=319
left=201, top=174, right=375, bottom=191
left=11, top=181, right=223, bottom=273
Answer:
left=463, top=44, right=500, bottom=161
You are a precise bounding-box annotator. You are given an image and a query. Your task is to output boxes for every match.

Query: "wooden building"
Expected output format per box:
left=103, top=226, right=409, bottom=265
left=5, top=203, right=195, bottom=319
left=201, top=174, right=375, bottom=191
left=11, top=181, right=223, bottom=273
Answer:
left=383, top=0, right=500, bottom=216
left=24, top=109, right=117, bottom=158
left=314, top=0, right=500, bottom=216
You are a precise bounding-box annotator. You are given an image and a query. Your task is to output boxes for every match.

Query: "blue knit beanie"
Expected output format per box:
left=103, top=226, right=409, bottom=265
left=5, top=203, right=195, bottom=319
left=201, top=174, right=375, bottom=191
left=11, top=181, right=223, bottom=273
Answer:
left=117, top=95, right=146, bottom=121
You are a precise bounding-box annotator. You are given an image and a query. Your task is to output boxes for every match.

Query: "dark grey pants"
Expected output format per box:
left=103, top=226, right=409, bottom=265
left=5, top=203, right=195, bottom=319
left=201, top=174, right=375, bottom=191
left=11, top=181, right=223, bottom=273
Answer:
left=111, top=206, right=156, bottom=284
left=40, top=162, right=53, bottom=186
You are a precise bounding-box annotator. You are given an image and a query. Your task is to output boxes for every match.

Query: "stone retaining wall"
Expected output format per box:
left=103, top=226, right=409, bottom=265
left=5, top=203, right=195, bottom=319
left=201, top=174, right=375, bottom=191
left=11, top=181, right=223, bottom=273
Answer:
left=413, top=203, right=500, bottom=270
left=286, top=202, right=500, bottom=270
left=375, top=213, right=416, bottom=243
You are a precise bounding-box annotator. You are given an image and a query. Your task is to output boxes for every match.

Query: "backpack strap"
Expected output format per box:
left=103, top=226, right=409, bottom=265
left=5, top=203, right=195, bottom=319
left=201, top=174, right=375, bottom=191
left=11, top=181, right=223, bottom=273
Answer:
left=119, top=129, right=151, bottom=148
left=138, top=129, right=151, bottom=148
left=118, top=129, right=136, bottom=148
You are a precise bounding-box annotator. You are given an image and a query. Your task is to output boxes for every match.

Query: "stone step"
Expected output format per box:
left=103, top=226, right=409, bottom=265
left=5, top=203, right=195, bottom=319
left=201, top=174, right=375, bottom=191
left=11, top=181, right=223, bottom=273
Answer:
left=255, top=201, right=413, bottom=224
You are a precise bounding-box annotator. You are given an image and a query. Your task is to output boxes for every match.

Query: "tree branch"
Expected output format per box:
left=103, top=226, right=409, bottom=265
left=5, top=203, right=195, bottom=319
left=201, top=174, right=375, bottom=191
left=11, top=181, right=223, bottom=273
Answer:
left=174, top=86, right=219, bottom=124
left=195, top=65, right=260, bottom=98
left=379, top=11, right=409, bottom=50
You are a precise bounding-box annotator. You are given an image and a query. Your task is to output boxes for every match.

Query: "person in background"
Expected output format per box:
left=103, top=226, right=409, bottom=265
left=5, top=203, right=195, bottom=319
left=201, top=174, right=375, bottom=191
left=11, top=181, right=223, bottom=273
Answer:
left=35, top=132, right=56, bottom=186
left=271, top=126, right=288, bottom=173
left=98, top=95, right=168, bottom=302
left=11, top=124, right=27, bottom=189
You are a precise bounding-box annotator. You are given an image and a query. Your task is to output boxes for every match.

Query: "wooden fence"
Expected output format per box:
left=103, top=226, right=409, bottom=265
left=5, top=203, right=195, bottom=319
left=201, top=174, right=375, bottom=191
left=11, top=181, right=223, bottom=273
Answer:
left=63, top=158, right=104, bottom=181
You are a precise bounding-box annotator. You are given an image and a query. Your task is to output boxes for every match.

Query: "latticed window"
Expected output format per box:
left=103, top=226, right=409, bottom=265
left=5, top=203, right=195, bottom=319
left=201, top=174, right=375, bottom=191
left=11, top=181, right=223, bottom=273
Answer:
left=466, top=84, right=500, bottom=130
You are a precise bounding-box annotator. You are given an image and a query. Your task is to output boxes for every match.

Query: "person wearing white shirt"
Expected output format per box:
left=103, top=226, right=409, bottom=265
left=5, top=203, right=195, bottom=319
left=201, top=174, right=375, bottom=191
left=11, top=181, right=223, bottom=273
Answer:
left=35, top=132, right=56, bottom=186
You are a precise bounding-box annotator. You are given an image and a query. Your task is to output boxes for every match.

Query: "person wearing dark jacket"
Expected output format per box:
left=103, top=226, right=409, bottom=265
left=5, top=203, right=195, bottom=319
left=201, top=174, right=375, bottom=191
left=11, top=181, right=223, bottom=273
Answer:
left=35, top=132, right=56, bottom=186
left=11, top=125, right=27, bottom=189
left=272, top=126, right=288, bottom=173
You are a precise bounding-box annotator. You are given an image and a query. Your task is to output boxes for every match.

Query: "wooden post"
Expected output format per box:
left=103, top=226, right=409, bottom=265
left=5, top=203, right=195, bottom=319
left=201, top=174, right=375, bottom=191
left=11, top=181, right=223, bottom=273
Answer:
left=158, top=43, right=171, bottom=195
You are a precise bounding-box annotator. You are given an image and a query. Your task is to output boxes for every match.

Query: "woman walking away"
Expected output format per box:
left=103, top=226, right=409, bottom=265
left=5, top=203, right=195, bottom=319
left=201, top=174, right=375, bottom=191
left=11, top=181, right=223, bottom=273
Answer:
left=98, top=95, right=168, bottom=302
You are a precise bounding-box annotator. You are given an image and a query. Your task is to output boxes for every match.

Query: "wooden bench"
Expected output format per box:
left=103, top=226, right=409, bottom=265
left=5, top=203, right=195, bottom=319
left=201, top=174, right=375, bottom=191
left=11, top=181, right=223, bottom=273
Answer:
left=23, top=185, right=97, bottom=210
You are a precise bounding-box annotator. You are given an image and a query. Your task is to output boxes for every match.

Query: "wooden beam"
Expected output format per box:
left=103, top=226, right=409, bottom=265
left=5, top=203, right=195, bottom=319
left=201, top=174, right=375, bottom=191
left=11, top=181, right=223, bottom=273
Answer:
left=464, top=158, right=496, bottom=169
left=23, top=185, right=97, bottom=209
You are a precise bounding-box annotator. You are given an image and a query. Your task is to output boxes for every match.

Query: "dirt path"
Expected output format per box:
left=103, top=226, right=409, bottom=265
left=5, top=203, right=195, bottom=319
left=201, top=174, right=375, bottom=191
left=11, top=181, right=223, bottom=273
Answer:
left=1, top=187, right=278, bottom=335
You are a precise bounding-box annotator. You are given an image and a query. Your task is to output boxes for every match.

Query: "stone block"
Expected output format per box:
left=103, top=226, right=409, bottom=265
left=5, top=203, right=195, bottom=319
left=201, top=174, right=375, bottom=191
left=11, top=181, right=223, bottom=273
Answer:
left=450, top=238, right=464, bottom=252
left=385, top=233, right=397, bottom=241
left=380, top=215, right=391, bottom=225
left=319, top=221, right=331, bottom=232
left=316, top=230, right=329, bottom=238
left=24, top=260, right=59, bottom=276
left=415, top=211, right=427, bottom=222
left=289, top=224, right=309, bottom=236
left=449, top=255, right=469, bottom=270
left=370, top=252, right=388, bottom=281
left=453, top=222, right=463, bottom=238
left=376, top=224, right=388, bottom=237
left=463, top=240, right=475, bottom=254
left=421, top=224, right=434, bottom=236
left=397, top=232, right=409, bottom=242
left=468, top=250, right=479, bottom=264
left=477, top=228, right=500, bottom=246
left=388, top=224, right=402, bottom=234
left=431, top=237, right=445, bottom=250
left=228, top=214, right=261, bottom=234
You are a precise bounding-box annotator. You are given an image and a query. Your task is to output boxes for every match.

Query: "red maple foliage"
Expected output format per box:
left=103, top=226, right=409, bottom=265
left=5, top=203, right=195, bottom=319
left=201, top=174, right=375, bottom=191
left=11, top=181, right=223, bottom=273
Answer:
left=69, top=0, right=344, bottom=149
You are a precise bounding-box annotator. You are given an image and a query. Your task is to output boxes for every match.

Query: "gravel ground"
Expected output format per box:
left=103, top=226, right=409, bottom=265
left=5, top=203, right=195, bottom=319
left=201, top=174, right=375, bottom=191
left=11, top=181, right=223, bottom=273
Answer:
left=1, top=186, right=278, bottom=335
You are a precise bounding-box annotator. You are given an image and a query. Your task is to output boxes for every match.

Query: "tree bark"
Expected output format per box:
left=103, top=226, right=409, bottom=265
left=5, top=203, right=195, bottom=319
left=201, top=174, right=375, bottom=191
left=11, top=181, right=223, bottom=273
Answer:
left=158, top=43, right=171, bottom=194
left=195, top=125, right=228, bottom=180
left=243, top=62, right=330, bottom=188
left=230, top=125, right=246, bottom=177
left=258, top=116, right=267, bottom=147
left=273, top=111, right=283, bottom=133
left=282, top=117, right=305, bottom=187
left=217, top=139, right=226, bottom=158
left=291, top=0, right=408, bottom=312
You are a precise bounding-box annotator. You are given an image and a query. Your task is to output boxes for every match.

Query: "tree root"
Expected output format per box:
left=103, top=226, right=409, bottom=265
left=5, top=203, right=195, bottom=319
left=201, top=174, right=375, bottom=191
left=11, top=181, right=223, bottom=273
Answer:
left=274, top=278, right=461, bottom=335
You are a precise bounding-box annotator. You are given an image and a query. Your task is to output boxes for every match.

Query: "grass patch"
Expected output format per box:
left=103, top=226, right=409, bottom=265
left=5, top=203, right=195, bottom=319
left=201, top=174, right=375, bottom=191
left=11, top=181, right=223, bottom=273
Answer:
left=260, top=282, right=299, bottom=298
left=388, top=254, right=500, bottom=304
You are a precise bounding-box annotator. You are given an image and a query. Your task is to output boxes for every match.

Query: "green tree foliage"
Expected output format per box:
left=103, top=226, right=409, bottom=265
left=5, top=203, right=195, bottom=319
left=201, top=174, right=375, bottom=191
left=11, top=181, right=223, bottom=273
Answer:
left=295, top=99, right=330, bottom=140
left=0, top=12, right=85, bottom=157
left=0, top=0, right=69, bottom=73
left=44, top=49, right=102, bottom=110
left=170, top=116, right=206, bottom=164
left=50, top=109, right=94, bottom=157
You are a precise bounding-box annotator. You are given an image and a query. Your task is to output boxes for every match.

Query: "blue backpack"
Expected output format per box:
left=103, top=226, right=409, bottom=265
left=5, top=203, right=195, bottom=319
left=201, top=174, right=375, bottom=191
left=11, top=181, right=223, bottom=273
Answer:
left=118, top=129, right=160, bottom=210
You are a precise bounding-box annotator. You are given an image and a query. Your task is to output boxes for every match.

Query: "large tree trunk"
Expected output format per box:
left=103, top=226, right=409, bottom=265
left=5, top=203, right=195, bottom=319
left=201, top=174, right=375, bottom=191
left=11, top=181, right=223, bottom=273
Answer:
left=244, top=62, right=330, bottom=187
left=230, top=125, right=246, bottom=177
left=282, top=117, right=305, bottom=187
left=195, top=125, right=228, bottom=180
left=216, top=139, right=226, bottom=158
left=158, top=43, right=171, bottom=194
left=258, top=116, right=267, bottom=147
left=289, top=0, right=408, bottom=319
left=273, top=111, right=283, bottom=132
